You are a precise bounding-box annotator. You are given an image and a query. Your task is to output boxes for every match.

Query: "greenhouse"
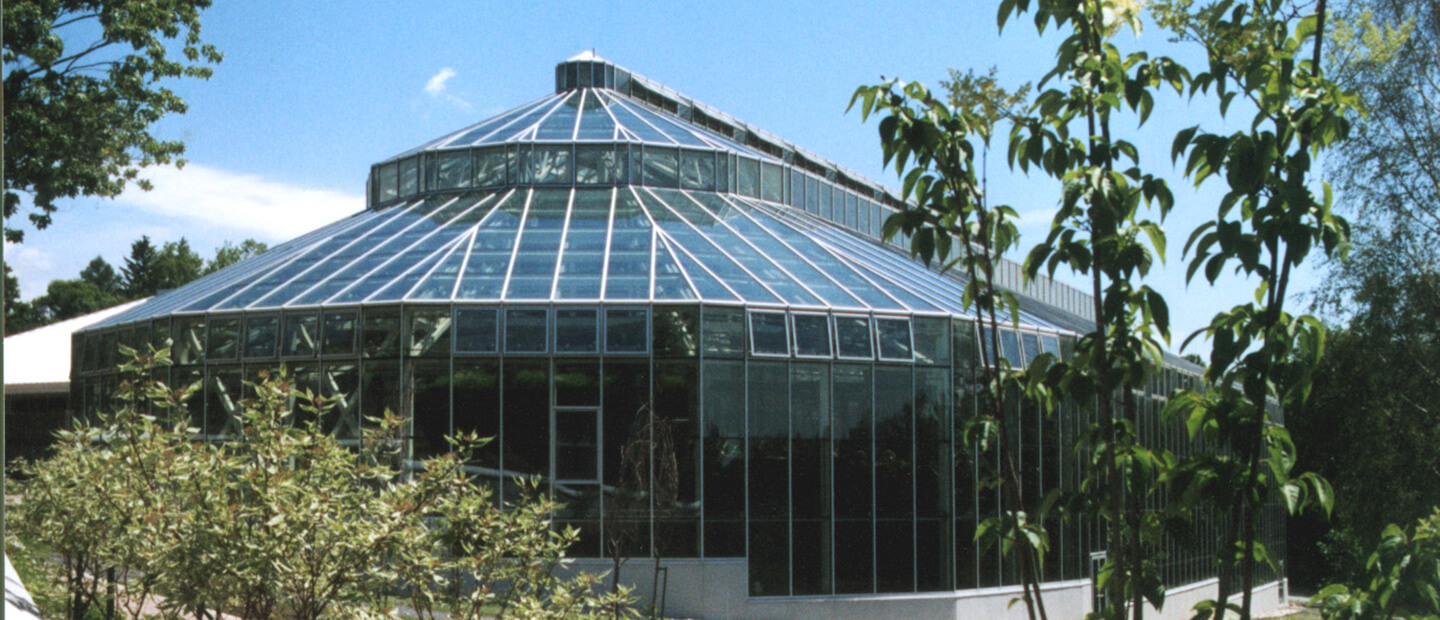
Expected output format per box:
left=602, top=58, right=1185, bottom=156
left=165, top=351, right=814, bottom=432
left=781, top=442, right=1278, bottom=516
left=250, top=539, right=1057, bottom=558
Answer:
left=71, top=53, right=1285, bottom=619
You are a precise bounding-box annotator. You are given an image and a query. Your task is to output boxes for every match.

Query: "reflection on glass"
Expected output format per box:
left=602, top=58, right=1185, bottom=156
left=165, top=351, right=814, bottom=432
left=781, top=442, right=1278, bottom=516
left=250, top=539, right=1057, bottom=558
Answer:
left=792, top=314, right=831, bottom=357
left=243, top=316, right=279, bottom=358
left=280, top=314, right=318, bottom=357
left=835, top=316, right=873, bottom=359
left=405, top=307, right=451, bottom=357
left=877, top=318, right=913, bottom=360
left=437, top=150, right=471, bottom=189
left=173, top=317, right=205, bottom=364
left=530, top=145, right=572, bottom=184
left=454, top=308, right=498, bottom=353
left=702, top=306, right=745, bottom=357
left=362, top=309, right=400, bottom=358
left=642, top=147, right=679, bottom=187
left=605, top=308, right=647, bottom=352
left=749, top=311, right=788, bottom=355
left=575, top=145, right=618, bottom=184
left=680, top=150, right=715, bottom=190
left=748, top=360, right=789, bottom=596
left=322, top=312, right=356, bottom=355
left=207, top=318, right=239, bottom=360
left=504, top=308, right=547, bottom=353
left=555, top=308, right=598, bottom=353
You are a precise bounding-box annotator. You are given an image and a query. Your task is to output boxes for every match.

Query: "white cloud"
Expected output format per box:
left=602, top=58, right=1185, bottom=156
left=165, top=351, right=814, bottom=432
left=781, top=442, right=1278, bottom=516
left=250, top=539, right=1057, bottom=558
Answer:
left=119, top=163, right=365, bottom=240
left=425, top=67, right=457, bottom=96
left=4, top=241, right=57, bottom=299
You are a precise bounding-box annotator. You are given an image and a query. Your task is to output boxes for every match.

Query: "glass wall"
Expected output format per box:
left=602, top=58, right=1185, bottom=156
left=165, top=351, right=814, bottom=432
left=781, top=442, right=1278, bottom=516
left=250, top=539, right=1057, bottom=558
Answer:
left=73, top=303, right=1266, bottom=599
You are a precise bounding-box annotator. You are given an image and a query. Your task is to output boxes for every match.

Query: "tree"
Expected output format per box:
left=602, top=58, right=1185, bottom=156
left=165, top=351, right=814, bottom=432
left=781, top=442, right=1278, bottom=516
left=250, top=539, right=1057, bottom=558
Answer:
left=79, top=256, right=121, bottom=296
left=2, top=0, right=222, bottom=242
left=153, top=238, right=203, bottom=291
left=120, top=236, right=160, bottom=297
left=4, top=262, right=43, bottom=334
left=33, top=278, right=123, bottom=323
left=204, top=239, right=268, bottom=274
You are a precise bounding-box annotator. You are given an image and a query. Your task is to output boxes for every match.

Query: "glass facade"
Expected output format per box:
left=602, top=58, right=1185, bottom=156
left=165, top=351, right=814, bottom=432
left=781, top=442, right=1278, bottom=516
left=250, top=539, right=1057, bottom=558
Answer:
left=72, top=53, right=1283, bottom=602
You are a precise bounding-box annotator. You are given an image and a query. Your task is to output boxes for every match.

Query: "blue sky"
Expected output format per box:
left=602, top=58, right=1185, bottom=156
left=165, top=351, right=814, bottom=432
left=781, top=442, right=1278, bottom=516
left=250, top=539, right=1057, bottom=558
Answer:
left=5, top=0, right=1322, bottom=349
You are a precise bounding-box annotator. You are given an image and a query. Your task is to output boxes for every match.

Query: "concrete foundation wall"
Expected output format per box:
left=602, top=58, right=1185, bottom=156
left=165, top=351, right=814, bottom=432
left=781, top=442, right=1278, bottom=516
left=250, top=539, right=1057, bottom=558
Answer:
left=567, top=558, right=1285, bottom=620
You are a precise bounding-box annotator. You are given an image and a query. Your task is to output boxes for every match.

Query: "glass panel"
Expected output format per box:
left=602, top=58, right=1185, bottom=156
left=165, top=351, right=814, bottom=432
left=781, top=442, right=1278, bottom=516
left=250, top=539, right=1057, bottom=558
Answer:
left=502, top=359, right=549, bottom=480
left=399, top=157, right=419, bottom=197
left=405, top=307, right=451, bottom=357
left=605, top=99, right=672, bottom=143
left=877, top=318, right=914, bottom=361
left=555, top=359, right=599, bottom=407
left=748, top=360, right=789, bottom=596
left=280, top=314, right=319, bottom=357
left=576, top=93, right=616, bottom=140
left=1021, top=332, right=1042, bottom=366
left=206, top=366, right=243, bottom=438
left=504, top=308, right=547, bottom=353
left=912, top=317, right=950, bottom=365
left=243, top=315, right=279, bottom=358
left=702, top=306, right=745, bottom=357
left=652, top=306, right=699, bottom=357
left=437, top=150, right=472, bottom=189
left=654, top=358, right=700, bottom=557
left=575, top=145, right=618, bottom=184
left=378, top=162, right=398, bottom=201
left=535, top=92, right=581, bottom=140
left=792, top=314, right=831, bottom=357
left=321, top=312, right=356, bottom=355
left=605, top=308, right=647, bottom=353
left=555, top=410, right=598, bottom=479
left=603, top=190, right=652, bottom=299
left=505, top=188, right=568, bottom=300
left=320, top=362, right=360, bottom=442
left=556, top=189, right=610, bottom=299
left=530, top=145, right=572, bottom=184
left=642, top=147, right=679, bottom=187
left=737, top=157, right=760, bottom=197
left=603, top=358, right=651, bottom=557
left=457, top=191, right=522, bottom=298
left=454, top=307, right=498, bottom=353
left=554, top=308, right=599, bottom=353
left=761, top=163, right=783, bottom=202
left=652, top=243, right=696, bottom=300
left=679, top=150, right=715, bottom=190
left=408, top=360, right=450, bottom=460
left=361, top=308, right=400, bottom=358
left=875, top=366, right=915, bottom=592
left=207, top=317, right=239, bottom=360
left=172, top=317, right=205, bottom=364
left=834, top=364, right=874, bottom=593
left=915, top=367, right=952, bottom=591
left=791, top=363, right=832, bottom=595
left=749, top=311, right=788, bottom=355
left=473, top=147, right=507, bottom=186
left=1000, top=328, right=1021, bottom=366
left=835, top=316, right=873, bottom=359
left=453, top=359, right=501, bottom=491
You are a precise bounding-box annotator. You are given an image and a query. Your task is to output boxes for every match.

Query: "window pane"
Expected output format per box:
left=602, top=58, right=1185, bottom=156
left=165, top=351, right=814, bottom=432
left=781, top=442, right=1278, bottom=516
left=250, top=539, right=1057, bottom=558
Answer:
left=322, top=312, right=356, bottom=355
left=877, top=318, right=914, bottom=360
left=834, top=364, right=874, bottom=593
left=408, top=359, right=450, bottom=459
left=642, top=147, right=679, bottom=187
left=555, top=308, right=599, bottom=353
left=399, top=157, right=419, bottom=196
left=654, top=358, right=700, bottom=557
left=835, top=316, right=873, bottom=358
left=280, top=314, right=318, bottom=357
left=749, top=312, right=788, bottom=355
left=701, top=306, right=745, bottom=357
left=875, top=366, right=915, bottom=592
left=437, top=150, right=472, bottom=189
left=912, top=317, right=950, bottom=365
left=173, top=317, right=205, bottom=364
left=1021, top=332, right=1042, bottom=366
left=792, top=314, right=831, bottom=357
left=379, top=162, right=398, bottom=201
left=748, top=360, right=789, bottom=596
left=605, top=308, right=647, bottom=352
left=405, top=307, right=451, bottom=357
left=575, top=145, right=617, bottom=184
left=454, top=359, right=501, bottom=490
left=703, top=359, right=745, bottom=557
left=792, top=363, right=833, bottom=595
left=603, top=359, right=651, bottom=557
left=530, top=145, right=572, bottom=184
left=679, top=150, right=715, bottom=190
left=474, top=147, right=506, bottom=186
left=555, top=411, right=598, bottom=480
left=761, top=163, right=783, bottom=202
left=737, top=158, right=760, bottom=197
left=243, top=316, right=279, bottom=358
left=502, top=358, right=549, bottom=480
left=454, top=308, right=498, bottom=353
left=653, top=306, right=699, bottom=357
left=362, top=308, right=400, bottom=358
left=207, top=318, right=239, bottom=360
left=555, top=359, right=599, bottom=407
left=505, top=309, right=548, bottom=353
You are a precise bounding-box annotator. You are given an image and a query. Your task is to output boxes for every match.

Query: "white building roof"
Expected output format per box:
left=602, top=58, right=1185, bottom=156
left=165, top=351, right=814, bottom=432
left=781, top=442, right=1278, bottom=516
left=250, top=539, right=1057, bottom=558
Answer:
left=4, top=299, right=149, bottom=394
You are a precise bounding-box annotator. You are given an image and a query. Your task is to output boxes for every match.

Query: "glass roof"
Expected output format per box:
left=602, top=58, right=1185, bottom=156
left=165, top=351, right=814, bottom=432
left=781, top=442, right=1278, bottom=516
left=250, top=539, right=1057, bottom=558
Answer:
left=89, top=56, right=1079, bottom=335
left=392, top=89, right=772, bottom=162
left=99, top=187, right=1052, bottom=328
